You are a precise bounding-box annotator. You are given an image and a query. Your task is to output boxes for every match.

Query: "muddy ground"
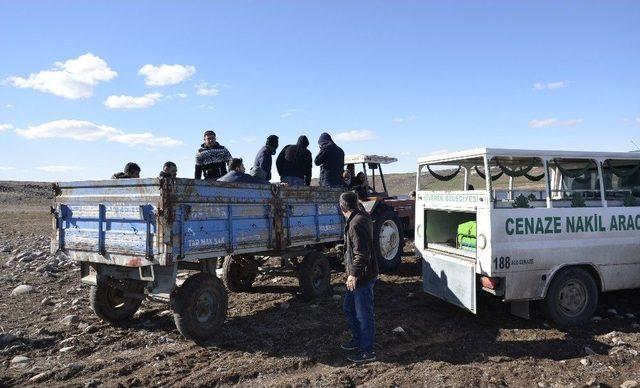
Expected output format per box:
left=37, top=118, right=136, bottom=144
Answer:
left=0, top=182, right=639, bottom=387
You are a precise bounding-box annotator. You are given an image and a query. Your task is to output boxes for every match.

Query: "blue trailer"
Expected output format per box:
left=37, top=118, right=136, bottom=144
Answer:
left=51, top=178, right=344, bottom=341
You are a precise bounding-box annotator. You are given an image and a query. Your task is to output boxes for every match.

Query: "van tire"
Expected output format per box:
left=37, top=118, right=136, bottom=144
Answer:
left=543, top=267, right=598, bottom=326
left=172, top=273, right=228, bottom=342
left=372, top=208, right=404, bottom=273
left=90, top=279, right=144, bottom=323
left=298, top=251, right=331, bottom=300
left=222, top=254, right=258, bottom=292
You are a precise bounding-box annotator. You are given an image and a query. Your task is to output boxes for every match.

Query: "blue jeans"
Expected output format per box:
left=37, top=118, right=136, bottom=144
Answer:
left=343, top=278, right=376, bottom=353
left=281, top=176, right=305, bottom=186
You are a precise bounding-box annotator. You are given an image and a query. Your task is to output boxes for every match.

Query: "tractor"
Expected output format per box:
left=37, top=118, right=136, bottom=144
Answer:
left=344, top=155, right=415, bottom=272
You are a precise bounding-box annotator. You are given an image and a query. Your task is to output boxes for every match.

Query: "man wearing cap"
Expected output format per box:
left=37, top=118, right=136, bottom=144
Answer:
left=195, top=130, right=232, bottom=180
left=252, top=135, right=279, bottom=182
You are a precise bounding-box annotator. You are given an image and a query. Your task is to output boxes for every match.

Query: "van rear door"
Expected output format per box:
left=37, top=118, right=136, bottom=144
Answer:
left=422, top=248, right=477, bottom=313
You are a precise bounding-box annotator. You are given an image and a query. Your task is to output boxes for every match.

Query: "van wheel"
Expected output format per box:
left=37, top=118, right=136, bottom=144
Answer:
left=372, top=208, right=404, bottom=273
left=90, top=279, right=144, bottom=322
left=543, top=268, right=598, bottom=326
left=172, top=273, right=228, bottom=342
left=298, top=251, right=331, bottom=300
left=222, top=254, right=258, bottom=292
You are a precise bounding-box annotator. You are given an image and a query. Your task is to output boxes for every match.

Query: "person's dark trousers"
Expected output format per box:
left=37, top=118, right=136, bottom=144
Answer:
left=343, top=278, right=376, bottom=353
left=281, top=176, right=305, bottom=186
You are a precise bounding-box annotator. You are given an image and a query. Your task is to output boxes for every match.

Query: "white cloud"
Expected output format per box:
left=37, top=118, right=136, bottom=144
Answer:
left=195, top=82, right=219, bottom=96
left=197, top=104, right=215, bottom=110
left=36, top=165, right=83, bottom=173
left=5, top=104, right=13, bottom=108
left=0, top=123, right=13, bottom=132
left=529, top=118, right=583, bottom=128
left=400, top=151, right=411, bottom=156
left=532, top=81, right=569, bottom=91
left=636, top=117, right=640, bottom=124
left=138, top=64, right=195, bottom=86
left=103, top=93, right=163, bottom=109
left=280, top=109, right=303, bottom=118
left=0, top=166, right=15, bottom=171
left=333, top=130, right=376, bottom=142
left=4, top=53, right=117, bottom=99
left=176, top=93, right=188, bottom=98
left=15, top=119, right=183, bottom=148
left=392, top=114, right=418, bottom=123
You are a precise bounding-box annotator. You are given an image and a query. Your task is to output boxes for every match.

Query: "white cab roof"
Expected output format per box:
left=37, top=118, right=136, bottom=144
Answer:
left=345, top=154, right=398, bottom=164
left=417, top=148, right=640, bottom=164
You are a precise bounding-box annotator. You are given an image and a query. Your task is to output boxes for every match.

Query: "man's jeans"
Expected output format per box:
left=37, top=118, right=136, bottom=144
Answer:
left=281, top=176, right=305, bottom=186
left=343, top=278, right=376, bottom=353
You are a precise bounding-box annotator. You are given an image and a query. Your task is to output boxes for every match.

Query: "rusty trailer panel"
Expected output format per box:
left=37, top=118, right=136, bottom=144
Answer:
left=51, top=178, right=344, bottom=267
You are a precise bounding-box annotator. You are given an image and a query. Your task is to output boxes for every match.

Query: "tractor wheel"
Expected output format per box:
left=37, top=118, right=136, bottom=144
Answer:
left=297, top=251, right=331, bottom=300
left=372, top=207, right=404, bottom=272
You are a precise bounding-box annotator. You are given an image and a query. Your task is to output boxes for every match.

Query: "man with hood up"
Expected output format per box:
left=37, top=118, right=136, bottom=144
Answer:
left=195, top=130, right=232, bottom=180
left=314, top=132, right=345, bottom=188
left=276, top=135, right=312, bottom=186
left=253, top=135, right=279, bottom=182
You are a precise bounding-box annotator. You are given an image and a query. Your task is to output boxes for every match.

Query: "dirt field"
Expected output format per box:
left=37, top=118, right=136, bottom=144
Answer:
left=1, top=181, right=639, bottom=387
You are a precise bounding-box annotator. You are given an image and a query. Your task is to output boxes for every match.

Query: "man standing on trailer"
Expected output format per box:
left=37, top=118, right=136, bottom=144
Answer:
left=315, top=132, right=345, bottom=187
left=111, top=162, right=141, bottom=179
left=253, top=134, right=279, bottom=182
left=339, top=191, right=378, bottom=363
left=276, top=135, right=312, bottom=186
left=195, top=130, right=232, bottom=180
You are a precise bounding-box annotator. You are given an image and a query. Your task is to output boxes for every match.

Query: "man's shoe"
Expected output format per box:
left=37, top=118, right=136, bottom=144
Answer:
left=340, top=339, right=359, bottom=351
left=347, top=351, right=376, bottom=364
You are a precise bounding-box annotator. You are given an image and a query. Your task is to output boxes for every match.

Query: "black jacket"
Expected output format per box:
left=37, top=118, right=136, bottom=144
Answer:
left=217, top=170, right=268, bottom=184
left=314, top=133, right=345, bottom=187
left=195, top=142, right=232, bottom=180
left=111, top=172, right=130, bottom=179
left=276, top=136, right=312, bottom=185
left=253, top=145, right=275, bottom=181
left=344, top=209, right=378, bottom=287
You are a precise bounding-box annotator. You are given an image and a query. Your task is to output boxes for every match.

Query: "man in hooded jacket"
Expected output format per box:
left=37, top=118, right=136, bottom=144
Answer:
left=314, top=132, right=345, bottom=187
left=253, top=135, right=279, bottom=182
left=276, top=135, right=312, bottom=186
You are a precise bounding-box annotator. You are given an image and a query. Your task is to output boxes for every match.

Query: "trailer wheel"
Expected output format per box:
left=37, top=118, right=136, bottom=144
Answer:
left=222, top=254, right=258, bottom=292
left=172, top=273, right=228, bottom=342
left=90, top=279, right=144, bottom=323
left=298, top=251, right=331, bottom=300
left=543, top=267, right=598, bottom=326
left=372, top=207, right=404, bottom=273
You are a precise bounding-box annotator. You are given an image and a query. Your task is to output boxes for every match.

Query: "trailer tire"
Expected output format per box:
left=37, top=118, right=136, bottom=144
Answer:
left=90, top=279, right=144, bottom=323
left=222, top=254, right=258, bottom=292
left=172, top=273, right=228, bottom=342
left=298, top=251, right=331, bottom=300
left=543, top=267, right=598, bottom=326
left=372, top=207, right=404, bottom=273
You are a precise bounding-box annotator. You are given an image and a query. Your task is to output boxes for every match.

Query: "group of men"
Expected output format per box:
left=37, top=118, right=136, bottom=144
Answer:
left=110, top=129, right=377, bottom=364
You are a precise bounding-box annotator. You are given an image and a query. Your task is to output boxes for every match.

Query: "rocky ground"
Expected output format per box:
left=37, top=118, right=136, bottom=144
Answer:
left=0, top=181, right=639, bottom=387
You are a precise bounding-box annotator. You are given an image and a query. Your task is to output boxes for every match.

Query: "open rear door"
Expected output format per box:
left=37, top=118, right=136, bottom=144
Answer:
left=422, top=249, right=477, bottom=313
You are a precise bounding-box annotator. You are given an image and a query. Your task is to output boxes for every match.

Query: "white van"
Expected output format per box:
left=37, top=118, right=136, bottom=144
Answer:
left=414, top=148, right=640, bottom=325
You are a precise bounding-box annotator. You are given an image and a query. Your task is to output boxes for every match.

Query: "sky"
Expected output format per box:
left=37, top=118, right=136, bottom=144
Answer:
left=0, top=1, right=639, bottom=182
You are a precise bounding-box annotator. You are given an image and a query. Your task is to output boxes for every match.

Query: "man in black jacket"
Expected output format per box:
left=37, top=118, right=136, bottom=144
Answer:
left=339, top=191, right=378, bottom=363
left=276, top=135, right=312, bottom=186
left=195, top=130, right=232, bottom=180
left=111, top=162, right=141, bottom=179
left=314, top=132, right=345, bottom=187
left=159, top=161, right=177, bottom=178
left=253, top=135, right=279, bottom=182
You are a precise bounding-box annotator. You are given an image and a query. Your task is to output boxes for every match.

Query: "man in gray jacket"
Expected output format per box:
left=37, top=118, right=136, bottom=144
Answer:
left=339, top=191, right=379, bottom=363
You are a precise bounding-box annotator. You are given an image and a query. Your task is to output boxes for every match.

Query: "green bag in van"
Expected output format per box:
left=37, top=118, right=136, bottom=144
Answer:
left=457, top=220, right=477, bottom=251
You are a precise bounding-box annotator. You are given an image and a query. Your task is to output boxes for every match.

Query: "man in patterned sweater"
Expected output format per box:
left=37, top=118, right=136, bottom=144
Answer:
left=194, top=130, right=232, bottom=180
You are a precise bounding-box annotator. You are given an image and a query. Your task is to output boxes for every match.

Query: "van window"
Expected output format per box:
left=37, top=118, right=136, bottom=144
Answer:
left=602, top=159, right=640, bottom=206
left=486, top=157, right=546, bottom=208
left=548, top=158, right=602, bottom=207
left=418, top=164, right=477, bottom=191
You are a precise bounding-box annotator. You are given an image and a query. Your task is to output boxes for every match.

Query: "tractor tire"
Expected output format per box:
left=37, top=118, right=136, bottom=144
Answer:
left=172, top=273, right=228, bottom=342
left=372, top=207, right=404, bottom=273
left=221, top=254, right=258, bottom=292
left=298, top=251, right=331, bottom=300
left=543, top=267, right=598, bottom=326
left=90, top=278, right=144, bottom=323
